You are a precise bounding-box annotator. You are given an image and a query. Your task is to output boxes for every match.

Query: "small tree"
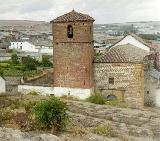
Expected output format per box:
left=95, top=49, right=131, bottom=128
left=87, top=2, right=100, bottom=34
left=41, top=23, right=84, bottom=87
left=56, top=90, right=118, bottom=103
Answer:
left=32, top=97, right=68, bottom=133
left=42, top=55, right=52, bottom=67
left=11, top=53, right=19, bottom=64
left=21, top=56, right=38, bottom=70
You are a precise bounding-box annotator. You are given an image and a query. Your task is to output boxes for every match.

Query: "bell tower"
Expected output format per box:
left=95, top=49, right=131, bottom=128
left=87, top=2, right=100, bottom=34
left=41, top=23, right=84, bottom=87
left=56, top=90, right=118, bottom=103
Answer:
left=51, top=10, right=94, bottom=95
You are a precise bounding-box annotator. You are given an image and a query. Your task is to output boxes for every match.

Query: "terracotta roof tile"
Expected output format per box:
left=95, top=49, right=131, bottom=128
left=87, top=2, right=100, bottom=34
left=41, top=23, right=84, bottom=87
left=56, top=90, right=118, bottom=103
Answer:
left=51, top=10, right=94, bottom=23
left=94, top=44, right=150, bottom=63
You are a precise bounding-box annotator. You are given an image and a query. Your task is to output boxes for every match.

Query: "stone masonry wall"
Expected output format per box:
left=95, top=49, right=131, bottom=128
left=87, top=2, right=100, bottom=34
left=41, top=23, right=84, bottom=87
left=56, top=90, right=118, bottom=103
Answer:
left=94, top=63, right=144, bottom=108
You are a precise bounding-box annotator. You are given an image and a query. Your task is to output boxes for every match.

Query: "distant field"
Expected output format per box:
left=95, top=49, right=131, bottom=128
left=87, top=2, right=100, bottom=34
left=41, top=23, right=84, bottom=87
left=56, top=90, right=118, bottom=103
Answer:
left=0, top=20, right=46, bottom=27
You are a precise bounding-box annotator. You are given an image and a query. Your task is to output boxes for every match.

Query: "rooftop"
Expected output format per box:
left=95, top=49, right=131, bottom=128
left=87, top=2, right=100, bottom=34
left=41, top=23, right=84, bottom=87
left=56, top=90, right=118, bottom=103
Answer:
left=51, top=10, right=94, bottom=23
left=94, top=44, right=150, bottom=63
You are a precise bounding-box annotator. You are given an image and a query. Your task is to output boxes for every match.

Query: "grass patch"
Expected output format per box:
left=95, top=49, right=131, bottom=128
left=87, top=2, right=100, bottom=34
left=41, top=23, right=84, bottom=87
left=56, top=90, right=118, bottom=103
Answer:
left=86, top=92, right=105, bottom=105
left=91, top=124, right=115, bottom=137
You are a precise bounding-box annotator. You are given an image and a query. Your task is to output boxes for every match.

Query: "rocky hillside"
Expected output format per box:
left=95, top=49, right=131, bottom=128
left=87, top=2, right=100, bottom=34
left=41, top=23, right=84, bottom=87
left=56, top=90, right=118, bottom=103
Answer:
left=62, top=100, right=160, bottom=141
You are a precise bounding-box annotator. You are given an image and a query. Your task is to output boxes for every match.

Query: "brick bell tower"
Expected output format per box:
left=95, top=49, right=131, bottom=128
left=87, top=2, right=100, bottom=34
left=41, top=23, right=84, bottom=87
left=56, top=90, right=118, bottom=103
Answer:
left=50, top=10, right=94, bottom=97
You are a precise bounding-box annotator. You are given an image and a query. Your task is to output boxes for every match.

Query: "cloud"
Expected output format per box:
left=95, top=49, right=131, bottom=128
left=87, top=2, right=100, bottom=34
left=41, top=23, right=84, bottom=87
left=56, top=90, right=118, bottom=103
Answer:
left=0, top=0, right=159, bottom=23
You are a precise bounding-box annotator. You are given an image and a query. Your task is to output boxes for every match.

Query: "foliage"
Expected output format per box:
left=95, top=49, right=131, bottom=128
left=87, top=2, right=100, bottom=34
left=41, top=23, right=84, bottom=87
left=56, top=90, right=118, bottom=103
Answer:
left=0, top=68, right=3, bottom=76
left=32, top=97, right=68, bottom=133
left=0, top=108, right=14, bottom=124
left=91, top=124, right=115, bottom=137
left=95, top=52, right=103, bottom=56
left=139, top=34, right=160, bottom=41
left=105, top=100, right=119, bottom=106
left=60, top=95, right=79, bottom=101
left=0, top=63, right=10, bottom=68
left=42, top=55, right=52, bottom=67
left=86, top=92, right=105, bottom=105
left=25, top=101, right=37, bottom=113
left=27, top=91, right=39, bottom=96
left=21, top=56, right=38, bottom=70
left=11, top=53, right=19, bottom=64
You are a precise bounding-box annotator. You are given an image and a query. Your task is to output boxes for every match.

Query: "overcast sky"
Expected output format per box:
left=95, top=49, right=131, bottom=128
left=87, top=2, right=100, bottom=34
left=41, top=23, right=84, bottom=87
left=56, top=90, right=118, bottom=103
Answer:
left=0, top=0, right=160, bottom=24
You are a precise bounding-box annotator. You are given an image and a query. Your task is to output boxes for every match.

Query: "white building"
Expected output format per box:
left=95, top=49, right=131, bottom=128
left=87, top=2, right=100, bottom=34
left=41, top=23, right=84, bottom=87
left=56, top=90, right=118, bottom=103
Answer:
left=110, top=34, right=151, bottom=52
left=94, top=41, right=108, bottom=54
left=0, top=76, right=6, bottom=93
left=9, top=41, right=38, bottom=53
left=9, top=40, right=53, bottom=55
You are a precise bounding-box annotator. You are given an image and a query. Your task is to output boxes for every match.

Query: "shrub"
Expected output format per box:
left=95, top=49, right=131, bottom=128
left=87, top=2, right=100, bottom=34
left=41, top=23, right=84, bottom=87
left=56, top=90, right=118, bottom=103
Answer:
left=32, top=97, right=68, bottom=133
left=0, top=109, right=14, bottom=124
left=25, top=101, right=37, bottom=113
left=92, top=124, right=115, bottom=137
left=0, top=63, right=10, bottom=68
left=86, top=92, right=105, bottom=105
left=27, top=91, right=39, bottom=96
left=21, top=56, right=38, bottom=70
left=42, top=55, right=52, bottom=67
left=11, top=53, right=19, bottom=64
left=105, top=100, right=118, bottom=106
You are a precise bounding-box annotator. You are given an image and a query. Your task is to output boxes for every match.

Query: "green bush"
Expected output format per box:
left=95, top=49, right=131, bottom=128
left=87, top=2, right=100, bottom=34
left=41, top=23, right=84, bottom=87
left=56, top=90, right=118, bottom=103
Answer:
left=14, top=65, right=26, bottom=71
left=11, top=53, right=19, bottom=64
left=0, top=63, right=10, bottom=68
left=27, top=91, right=39, bottom=96
left=32, top=97, right=68, bottom=133
left=86, top=92, right=105, bottom=105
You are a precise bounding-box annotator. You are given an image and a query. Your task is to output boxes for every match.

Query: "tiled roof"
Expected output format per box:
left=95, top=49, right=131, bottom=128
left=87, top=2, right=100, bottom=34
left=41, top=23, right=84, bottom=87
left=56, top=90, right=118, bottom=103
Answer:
left=94, top=44, right=150, bottom=63
left=51, top=10, right=94, bottom=23
left=94, top=49, right=128, bottom=63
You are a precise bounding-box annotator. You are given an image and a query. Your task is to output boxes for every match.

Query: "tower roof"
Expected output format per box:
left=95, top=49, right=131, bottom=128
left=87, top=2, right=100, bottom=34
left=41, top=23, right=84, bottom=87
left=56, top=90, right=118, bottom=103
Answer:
left=51, top=10, right=95, bottom=23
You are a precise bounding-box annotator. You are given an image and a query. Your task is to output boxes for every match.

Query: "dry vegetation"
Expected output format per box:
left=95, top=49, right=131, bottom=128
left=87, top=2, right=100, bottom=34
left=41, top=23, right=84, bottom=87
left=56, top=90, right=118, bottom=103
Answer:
left=0, top=93, right=160, bottom=141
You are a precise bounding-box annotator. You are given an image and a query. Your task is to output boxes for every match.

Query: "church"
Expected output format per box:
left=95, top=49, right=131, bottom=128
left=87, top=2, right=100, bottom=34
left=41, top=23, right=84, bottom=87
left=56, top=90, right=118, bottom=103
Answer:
left=50, top=10, right=144, bottom=108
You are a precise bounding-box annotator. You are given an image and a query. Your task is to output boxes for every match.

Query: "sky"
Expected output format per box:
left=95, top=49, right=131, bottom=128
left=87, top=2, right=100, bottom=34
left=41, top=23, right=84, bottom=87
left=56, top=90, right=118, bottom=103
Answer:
left=0, top=0, right=160, bottom=24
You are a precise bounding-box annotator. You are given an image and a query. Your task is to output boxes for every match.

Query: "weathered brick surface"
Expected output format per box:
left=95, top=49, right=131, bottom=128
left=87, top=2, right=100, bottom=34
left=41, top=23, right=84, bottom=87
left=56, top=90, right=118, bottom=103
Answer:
left=52, top=21, right=94, bottom=89
left=94, top=63, right=144, bottom=108
left=53, top=22, right=93, bottom=43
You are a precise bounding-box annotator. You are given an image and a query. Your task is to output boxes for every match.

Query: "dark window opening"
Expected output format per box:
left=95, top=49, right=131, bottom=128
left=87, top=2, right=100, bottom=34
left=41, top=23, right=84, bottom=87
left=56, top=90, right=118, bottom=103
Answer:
left=147, top=91, right=149, bottom=94
left=109, top=78, right=114, bottom=84
left=107, top=95, right=117, bottom=101
left=84, top=80, right=86, bottom=85
left=67, top=25, right=73, bottom=38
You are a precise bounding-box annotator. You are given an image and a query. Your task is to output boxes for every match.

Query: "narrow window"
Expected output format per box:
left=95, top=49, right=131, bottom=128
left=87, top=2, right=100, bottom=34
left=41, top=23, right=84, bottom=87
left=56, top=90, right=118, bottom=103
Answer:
left=84, top=80, right=86, bottom=85
left=67, top=25, right=73, bottom=38
left=109, top=78, right=114, bottom=84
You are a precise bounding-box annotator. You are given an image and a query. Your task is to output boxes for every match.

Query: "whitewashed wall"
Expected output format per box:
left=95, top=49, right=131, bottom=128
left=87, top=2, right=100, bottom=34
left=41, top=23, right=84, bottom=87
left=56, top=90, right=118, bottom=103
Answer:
left=155, top=89, right=160, bottom=107
left=9, top=41, right=38, bottom=53
left=112, top=35, right=150, bottom=52
left=0, top=77, right=6, bottom=93
left=18, top=85, right=92, bottom=99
